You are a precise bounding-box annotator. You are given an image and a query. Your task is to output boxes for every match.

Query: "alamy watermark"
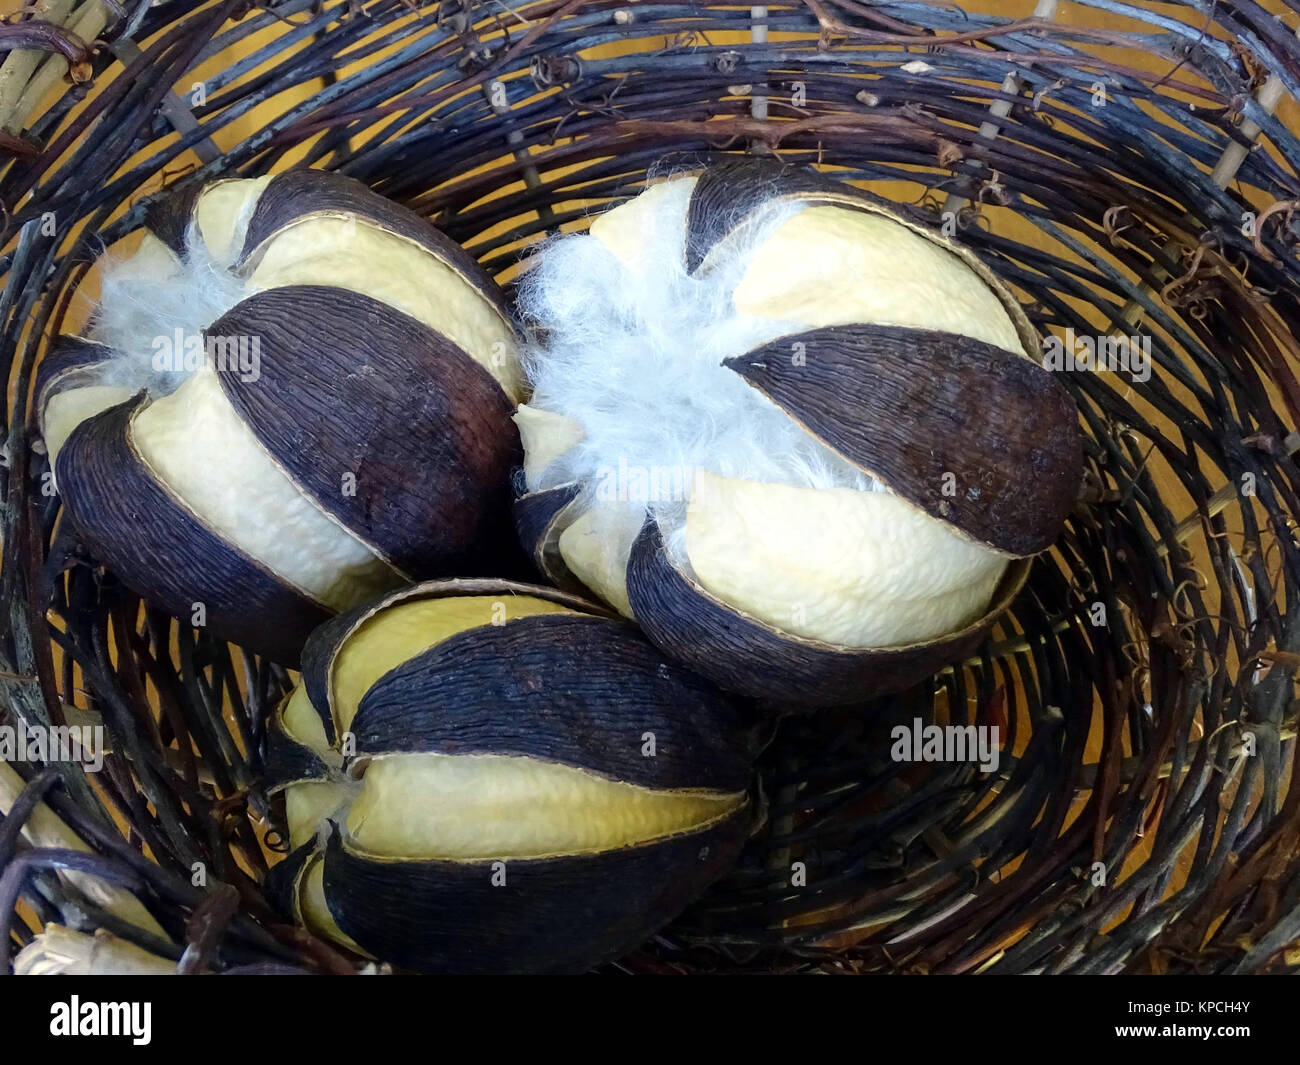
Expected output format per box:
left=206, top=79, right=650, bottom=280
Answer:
left=594, top=458, right=696, bottom=503
left=50, top=997, right=151, bottom=1044
left=891, top=717, right=1000, bottom=773
left=1042, top=327, right=1151, bottom=383
left=1, top=720, right=104, bottom=772
left=152, top=328, right=261, bottom=383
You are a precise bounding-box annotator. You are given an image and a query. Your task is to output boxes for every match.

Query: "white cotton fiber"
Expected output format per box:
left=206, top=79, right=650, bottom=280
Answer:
left=516, top=176, right=879, bottom=533
left=85, top=223, right=248, bottom=396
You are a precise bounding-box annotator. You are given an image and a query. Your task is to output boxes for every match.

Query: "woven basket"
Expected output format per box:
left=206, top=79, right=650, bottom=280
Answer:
left=2, top=0, right=1299, bottom=975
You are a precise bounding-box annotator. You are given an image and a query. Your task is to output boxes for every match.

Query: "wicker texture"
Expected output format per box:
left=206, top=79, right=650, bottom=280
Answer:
left=2, top=0, right=1300, bottom=974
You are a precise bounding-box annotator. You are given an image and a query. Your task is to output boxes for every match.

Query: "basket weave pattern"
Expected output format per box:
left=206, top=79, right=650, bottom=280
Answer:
left=1, top=0, right=1299, bottom=974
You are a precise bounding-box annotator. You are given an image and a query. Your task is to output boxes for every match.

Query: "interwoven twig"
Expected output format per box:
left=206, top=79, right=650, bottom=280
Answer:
left=1, top=0, right=1299, bottom=974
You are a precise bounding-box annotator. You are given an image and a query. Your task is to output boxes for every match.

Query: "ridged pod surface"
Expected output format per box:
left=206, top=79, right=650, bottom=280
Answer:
left=263, top=579, right=752, bottom=974
left=515, top=159, right=1082, bottom=705
left=41, top=169, right=522, bottom=664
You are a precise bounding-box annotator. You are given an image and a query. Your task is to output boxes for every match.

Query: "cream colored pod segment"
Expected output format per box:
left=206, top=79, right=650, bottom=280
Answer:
left=38, top=169, right=523, bottom=665
left=261, top=580, right=752, bottom=974
left=513, top=159, right=1083, bottom=705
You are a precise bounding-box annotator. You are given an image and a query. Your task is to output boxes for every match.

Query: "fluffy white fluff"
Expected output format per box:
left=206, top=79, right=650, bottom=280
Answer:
left=517, top=176, right=878, bottom=548
left=85, top=222, right=248, bottom=395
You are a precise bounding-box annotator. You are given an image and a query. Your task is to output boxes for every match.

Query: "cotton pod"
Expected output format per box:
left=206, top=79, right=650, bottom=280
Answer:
left=513, top=159, right=1082, bottom=706
left=39, top=169, right=522, bottom=663
left=262, top=579, right=752, bottom=974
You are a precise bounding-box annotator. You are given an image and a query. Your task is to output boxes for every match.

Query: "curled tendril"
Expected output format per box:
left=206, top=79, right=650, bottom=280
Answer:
left=1030, top=77, right=1066, bottom=112
left=915, top=189, right=945, bottom=214
left=263, top=828, right=291, bottom=854
left=1160, top=241, right=1225, bottom=309
left=1102, top=204, right=1133, bottom=246
left=1249, top=198, right=1300, bottom=264
left=1119, top=636, right=1149, bottom=671
left=955, top=202, right=992, bottom=231
left=1172, top=570, right=1210, bottom=608
left=975, top=171, right=1011, bottom=206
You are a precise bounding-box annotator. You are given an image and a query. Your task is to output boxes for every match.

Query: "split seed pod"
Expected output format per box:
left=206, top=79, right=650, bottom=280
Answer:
left=513, top=159, right=1082, bottom=705
left=263, top=579, right=752, bottom=974
left=39, top=169, right=522, bottom=663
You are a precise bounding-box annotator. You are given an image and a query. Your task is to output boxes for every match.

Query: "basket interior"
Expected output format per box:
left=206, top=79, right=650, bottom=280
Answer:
left=1, top=0, right=1299, bottom=974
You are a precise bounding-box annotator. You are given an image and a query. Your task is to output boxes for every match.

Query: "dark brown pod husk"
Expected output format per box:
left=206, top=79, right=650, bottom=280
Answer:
left=35, top=336, right=126, bottom=459
left=293, top=577, right=616, bottom=743
left=262, top=841, right=316, bottom=922
left=263, top=709, right=332, bottom=792
left=319, top=809, right=749, bottom=975
left=349, top=612, right=751, bottom=789
left=683, top=156, right=1041, bottom=357
left=685, top=156, right=835, bottom=273
left=235, top=168, right=515, bottom=324
left=210, top=285, right=521, bottom=577
left=43, top=170, right=525, bottom=663
left=625, top=517, right=1032, bottom=706
left=34, top=335, right=116, bottom=412
left=724, top=324, right=1083, bottom=556
left=267, top=578, right=753, bottom=973
left=512, top=482, right=584, bottom=589
left=516, top=159, right=1079, bottom=707
left=56, top=396, right=331, bottom=665
left=142, top=180, right=203, bottom=257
